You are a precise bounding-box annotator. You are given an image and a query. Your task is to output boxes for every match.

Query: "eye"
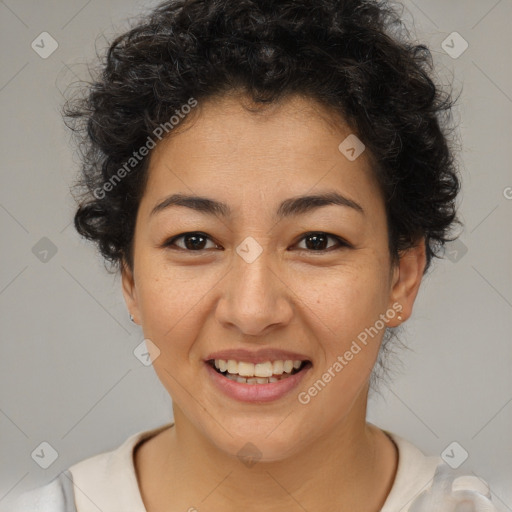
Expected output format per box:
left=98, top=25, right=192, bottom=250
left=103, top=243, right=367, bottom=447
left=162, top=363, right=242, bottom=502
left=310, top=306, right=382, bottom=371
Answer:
left=294, top=232, right=350, bottom=252
left=162, top=231, right=350, bottom=252
left=163, top=232, right=220, bottom=251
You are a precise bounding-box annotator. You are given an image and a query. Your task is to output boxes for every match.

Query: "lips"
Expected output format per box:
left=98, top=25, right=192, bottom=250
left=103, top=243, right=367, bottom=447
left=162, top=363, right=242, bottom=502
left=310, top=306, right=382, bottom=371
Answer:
left=205, top=358, right=312, bottom=402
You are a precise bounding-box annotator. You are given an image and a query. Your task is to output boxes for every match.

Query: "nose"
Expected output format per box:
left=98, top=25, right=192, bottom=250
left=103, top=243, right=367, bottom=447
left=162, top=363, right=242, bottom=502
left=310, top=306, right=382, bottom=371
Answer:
left=215, top=248, right=294, bottom=337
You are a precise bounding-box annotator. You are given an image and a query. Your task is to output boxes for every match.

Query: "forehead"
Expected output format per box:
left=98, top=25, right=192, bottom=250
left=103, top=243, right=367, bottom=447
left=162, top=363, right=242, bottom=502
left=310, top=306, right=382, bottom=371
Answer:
left=140, top=93, right=384, bottom=218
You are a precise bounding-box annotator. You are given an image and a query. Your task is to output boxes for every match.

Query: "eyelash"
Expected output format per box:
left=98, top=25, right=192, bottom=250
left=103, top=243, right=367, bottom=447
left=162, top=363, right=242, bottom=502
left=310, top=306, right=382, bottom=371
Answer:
left=162, top=231, right=351, bottom=253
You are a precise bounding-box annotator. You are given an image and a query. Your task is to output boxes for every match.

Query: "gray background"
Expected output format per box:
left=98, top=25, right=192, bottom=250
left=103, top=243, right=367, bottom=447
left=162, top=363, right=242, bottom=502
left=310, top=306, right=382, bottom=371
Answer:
left=0, top=0, right=511, bottom=509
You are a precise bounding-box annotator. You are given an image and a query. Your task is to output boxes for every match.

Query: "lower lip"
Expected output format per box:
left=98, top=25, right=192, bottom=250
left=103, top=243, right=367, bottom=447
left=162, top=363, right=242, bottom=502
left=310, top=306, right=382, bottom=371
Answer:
left=205, top=362, right=311, bottom=403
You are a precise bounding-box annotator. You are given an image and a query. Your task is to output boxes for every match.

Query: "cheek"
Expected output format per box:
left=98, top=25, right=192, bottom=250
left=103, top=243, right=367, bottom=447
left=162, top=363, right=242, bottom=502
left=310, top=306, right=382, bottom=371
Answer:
left=135, top=267, right=209, bottom=400
left=294, top=271, right=389, bottom=419
left=298, top=263, right=391, bottom=375
left=135, top=260, right=213, bottom=356
left=303, top=262, right=390, bottom=330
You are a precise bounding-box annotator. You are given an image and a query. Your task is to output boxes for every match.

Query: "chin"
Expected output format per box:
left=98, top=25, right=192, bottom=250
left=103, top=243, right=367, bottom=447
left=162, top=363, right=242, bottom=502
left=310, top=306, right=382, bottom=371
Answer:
left=208, top=421, right=309, bottom=464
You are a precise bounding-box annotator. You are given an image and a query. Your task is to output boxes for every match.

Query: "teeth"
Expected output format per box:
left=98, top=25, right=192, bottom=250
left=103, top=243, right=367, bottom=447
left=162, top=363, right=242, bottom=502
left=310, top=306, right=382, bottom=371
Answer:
left=273, top=360, right=284, bottom=375
left=213, top=358, right=304, bottom=378
left=255, top=362, right=273, bottom=377
left=225, top=374, right=291, bottom=384
left=238, top=361, right=255, bottom=377
left=227, top=359, right=238, bottom=374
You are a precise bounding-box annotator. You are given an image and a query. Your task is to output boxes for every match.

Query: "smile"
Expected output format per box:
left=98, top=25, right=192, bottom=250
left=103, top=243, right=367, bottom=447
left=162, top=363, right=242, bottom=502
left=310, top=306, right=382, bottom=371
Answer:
left=207, top=358, right=311, bottom=385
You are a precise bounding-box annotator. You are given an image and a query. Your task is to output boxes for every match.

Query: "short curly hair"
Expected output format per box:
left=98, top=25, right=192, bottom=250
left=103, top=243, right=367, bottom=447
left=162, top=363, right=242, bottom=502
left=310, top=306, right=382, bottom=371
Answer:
left=64, top=0, right=461, bottom=275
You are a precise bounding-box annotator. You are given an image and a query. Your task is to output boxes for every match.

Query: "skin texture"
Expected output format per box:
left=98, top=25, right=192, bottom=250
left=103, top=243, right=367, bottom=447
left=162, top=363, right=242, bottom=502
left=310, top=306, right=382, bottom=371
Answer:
left=122, top=93, right=427, bottom=512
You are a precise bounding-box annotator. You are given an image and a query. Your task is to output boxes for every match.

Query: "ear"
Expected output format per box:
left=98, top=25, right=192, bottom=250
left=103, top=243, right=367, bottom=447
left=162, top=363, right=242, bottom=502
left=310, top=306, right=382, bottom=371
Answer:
left=121, top=259, right=140, bottom=325
left=387, top=238, right=427, bottom=327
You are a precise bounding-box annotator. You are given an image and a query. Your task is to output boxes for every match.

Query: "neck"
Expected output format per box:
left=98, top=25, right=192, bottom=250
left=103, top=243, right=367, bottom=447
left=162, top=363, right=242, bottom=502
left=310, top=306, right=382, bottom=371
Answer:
left=136, top=391, right=398, bottom=512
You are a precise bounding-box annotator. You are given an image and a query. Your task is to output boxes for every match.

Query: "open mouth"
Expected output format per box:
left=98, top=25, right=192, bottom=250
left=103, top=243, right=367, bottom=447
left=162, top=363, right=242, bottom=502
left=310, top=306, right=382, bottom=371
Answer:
left=207, top=359, right=312, bottom=385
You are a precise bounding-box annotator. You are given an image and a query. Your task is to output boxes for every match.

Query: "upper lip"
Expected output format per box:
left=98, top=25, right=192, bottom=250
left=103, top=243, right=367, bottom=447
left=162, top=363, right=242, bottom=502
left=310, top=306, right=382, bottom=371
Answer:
left=205, top=348, right=311, bottom=364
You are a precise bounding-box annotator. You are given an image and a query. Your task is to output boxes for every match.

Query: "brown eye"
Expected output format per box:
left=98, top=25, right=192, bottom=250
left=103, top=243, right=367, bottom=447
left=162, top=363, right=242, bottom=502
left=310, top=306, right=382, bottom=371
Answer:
left=164, top=232, right=219, bottom=251
left=295, top=232, right=350, bottom=252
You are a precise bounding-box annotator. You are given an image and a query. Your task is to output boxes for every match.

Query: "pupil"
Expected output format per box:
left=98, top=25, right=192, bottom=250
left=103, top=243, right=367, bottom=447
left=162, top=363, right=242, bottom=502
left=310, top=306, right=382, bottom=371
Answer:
left=185, top=234, right=206, bottom=250
left=306, top=233, right=327, bottom=250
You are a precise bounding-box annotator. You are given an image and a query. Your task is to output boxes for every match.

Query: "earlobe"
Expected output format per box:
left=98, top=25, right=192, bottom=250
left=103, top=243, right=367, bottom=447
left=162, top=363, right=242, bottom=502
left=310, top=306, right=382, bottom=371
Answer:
left=121, top=260, right=140, bottom=324
left=387, top=239, right=427, bottom=326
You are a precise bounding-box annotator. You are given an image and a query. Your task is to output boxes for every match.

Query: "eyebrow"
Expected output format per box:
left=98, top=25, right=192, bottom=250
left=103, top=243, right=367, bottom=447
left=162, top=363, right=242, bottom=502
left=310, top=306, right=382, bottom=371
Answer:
left=150, top=191, right=364, bottom=219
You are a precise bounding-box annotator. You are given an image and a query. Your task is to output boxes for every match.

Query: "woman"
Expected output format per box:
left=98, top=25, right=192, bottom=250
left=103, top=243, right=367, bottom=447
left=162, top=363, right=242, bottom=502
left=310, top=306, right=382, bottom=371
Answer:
left=3, top=0, right=499, bottom=511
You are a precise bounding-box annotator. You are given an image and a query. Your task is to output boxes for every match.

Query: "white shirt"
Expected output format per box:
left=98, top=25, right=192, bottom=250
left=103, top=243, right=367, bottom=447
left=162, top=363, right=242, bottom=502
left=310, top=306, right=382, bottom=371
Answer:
left=1, top=422, right=497, bottom=512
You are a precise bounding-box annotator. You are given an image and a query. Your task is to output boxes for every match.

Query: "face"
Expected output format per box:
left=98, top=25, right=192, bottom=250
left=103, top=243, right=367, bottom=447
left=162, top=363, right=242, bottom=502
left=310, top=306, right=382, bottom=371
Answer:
left=122, top=93, right=425, bottom=461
